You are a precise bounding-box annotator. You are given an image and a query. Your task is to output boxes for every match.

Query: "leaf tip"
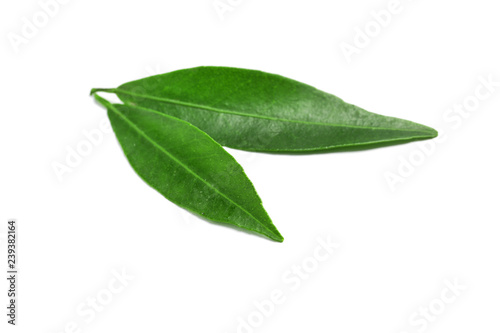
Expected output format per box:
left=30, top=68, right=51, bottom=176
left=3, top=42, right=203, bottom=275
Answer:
left=271, top=231, right=284, bottom=243
left=423, top=126, right=438, bottom=139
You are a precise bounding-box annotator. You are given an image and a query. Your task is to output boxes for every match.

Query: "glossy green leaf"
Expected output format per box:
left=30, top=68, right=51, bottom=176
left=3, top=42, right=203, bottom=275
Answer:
left=92, top=66, right=437, bottom=152
left=93, top=94, right=283, bottom=242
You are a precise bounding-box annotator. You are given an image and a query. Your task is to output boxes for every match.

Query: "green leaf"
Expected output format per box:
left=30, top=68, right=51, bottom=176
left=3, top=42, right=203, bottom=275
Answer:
left=92, top=66, right=437, bottom=153
left=93, top=94, right=283, bottom=242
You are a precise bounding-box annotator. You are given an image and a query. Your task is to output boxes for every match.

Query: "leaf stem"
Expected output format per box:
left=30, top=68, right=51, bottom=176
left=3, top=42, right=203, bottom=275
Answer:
left=90, top=88, right=116, bottom=96
left=92, top=93, right=114, bottom=110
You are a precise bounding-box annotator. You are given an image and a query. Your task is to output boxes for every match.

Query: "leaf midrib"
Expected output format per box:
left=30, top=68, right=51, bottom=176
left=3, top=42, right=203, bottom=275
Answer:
left=115, top=88, right=433, bottom=134
left=108, top=103, right=278, bottom=239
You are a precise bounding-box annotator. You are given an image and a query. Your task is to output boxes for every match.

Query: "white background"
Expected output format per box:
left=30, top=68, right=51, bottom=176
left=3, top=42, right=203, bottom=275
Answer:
left=1, top=0, right=499, bottom=332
